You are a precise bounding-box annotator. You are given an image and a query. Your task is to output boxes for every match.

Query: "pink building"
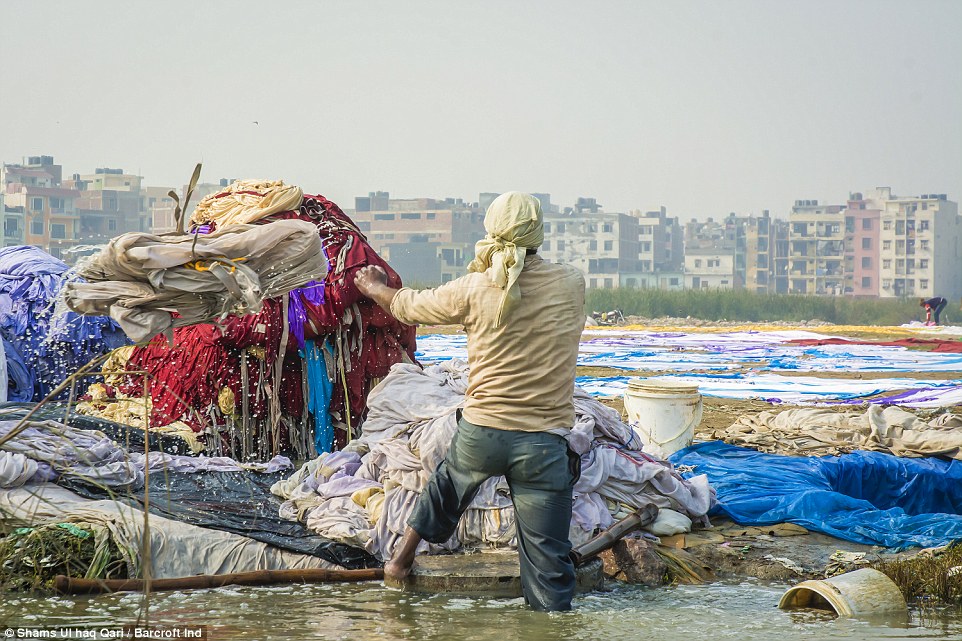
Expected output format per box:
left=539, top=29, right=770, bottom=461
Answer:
left=844, top=194, right=881, bottom=297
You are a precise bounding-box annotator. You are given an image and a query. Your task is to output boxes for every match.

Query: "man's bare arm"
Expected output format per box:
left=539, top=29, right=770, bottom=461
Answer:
left=354, top=265, right=400, bottom=315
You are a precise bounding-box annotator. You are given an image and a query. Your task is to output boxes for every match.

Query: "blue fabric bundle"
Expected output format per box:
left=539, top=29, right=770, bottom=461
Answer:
left=2, top=336, right=34, bottom=402
left=670, top=441, right=962, bottom=550
left=0, top=245, right=127, bottom=401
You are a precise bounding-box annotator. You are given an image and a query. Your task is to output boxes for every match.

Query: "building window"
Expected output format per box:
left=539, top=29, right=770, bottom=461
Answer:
left=694, top=259, right=702, bottom=268
left=589, top=278, right=597, bottom=288
left=373, top=214, right=395, bottom=220
left=50, top=223, right=66, bottom=239
left=31, top=197, right=44, bottom=211
left=400, top=213, right=420, bottom=220
left=861, top=238, right=871, bottom=250
left=920, top=279, right=929, bottom=289
left=108, top=219, right=117, bottom=231
left=920, top=240, right=930, bottom=251
left=641, top=242, right=652, bottom=252
left=669, top=277, right=679, bottom=286
left=883, top=259, right=891, bottom=269
left=543, top=240, right=551, bottom=251
left=49, top=197, right=64, bottom=210
left=557, top=223, right=565, bottom=234
left=883, top=220, right=892, bottom=231
left=602, top=223, right=613, bottom=233
left=604, top=278, right=613, bottom=288
left=426, top=213, right=435, bottom=220
left=861, top=257, right=871, bottom=268
left=544, top=223, right=551, bottom=233
left=862, top=218, right=872, bottom=230
left=603, top=240, right=613, bottom=251
left=883, top=240, right=892, bottom=250
left=589, top=240, right=597, bottom=251
left=919, top=259, right=928, bottom=269
left=557, top=240, right=565, bottom=252
left=919, top=220, right=929, bottom=232
left=861, top=277, right=871, bottom=288
left=31, top=220, right=44, bottom=235
left=882, top=279, right=892, bottom=289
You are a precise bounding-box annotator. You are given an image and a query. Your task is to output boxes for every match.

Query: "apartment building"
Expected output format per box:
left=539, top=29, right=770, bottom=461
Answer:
left=843, top=194, right=881, bottom=297
left=351, top=192, right=486, bottom=284
left=787, top=200, right=846, bottom=295
left=684, top=247, right=737, bottom=289
left=868, top=188, right=961, bottom=301
left=623, top=207, right=683, bottom=288
left=1, top=157, right=81, bottom=258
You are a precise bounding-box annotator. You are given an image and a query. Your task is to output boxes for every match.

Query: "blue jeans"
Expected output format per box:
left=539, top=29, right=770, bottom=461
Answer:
left=408, top=416, right=580, bottom=611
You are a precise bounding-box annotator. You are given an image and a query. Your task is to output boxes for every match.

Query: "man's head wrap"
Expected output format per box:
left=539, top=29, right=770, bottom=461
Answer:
left=467, top=192, right=544, bottom=327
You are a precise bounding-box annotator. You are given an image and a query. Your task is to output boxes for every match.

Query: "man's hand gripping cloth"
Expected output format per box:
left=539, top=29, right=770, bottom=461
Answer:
left=466, top=192, right=544, bottom=327
left=63, top=219, right=327, bottom=343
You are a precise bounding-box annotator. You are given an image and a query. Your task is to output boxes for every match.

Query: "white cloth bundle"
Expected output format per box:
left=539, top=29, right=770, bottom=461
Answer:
left=64, top=219, right=327, bottom=342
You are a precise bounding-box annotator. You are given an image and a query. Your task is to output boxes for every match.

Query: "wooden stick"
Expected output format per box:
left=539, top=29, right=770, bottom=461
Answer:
left=570, top=503, right=659, bottom=566
left=54, top=567, right=385, bottom=595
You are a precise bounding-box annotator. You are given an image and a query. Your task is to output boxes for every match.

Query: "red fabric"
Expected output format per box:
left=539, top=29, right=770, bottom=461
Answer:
left=116, top=300, right=303, bottom=433
left=787, top=337, right=962, bottom=353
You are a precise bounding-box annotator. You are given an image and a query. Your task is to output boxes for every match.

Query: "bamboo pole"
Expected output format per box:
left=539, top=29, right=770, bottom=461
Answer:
left=54, top=568, right=385, bottom=595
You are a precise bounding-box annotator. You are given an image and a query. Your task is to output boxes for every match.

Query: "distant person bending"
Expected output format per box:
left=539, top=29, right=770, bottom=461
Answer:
left=354, top=192, right=586, bottom=612
left=920, top=296, right=948, bottom=325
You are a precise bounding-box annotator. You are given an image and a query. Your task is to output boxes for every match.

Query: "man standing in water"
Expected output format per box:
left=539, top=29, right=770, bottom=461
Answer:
left=354, top=192, right=585, bottom=611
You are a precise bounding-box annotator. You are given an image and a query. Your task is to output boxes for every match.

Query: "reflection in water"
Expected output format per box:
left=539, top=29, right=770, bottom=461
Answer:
left=1, top=580, right=960, bottom=641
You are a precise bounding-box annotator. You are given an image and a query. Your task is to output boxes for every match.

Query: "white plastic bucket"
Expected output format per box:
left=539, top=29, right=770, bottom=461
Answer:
left=778, top=568, right=907, bottom=619
left=623, top=378, right=702, bottom=458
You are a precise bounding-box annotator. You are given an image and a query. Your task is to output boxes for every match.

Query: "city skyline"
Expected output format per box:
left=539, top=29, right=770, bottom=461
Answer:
left=1, top=1, right=959, bottom=218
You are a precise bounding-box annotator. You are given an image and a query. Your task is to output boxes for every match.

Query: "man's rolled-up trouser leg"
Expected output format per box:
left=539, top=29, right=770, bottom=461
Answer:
left=507, top=433, right=578, bottom=612
left=407, top=418, right=507, bottom=544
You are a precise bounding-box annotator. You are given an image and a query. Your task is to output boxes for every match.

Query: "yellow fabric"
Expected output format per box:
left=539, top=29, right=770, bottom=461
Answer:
left=466, top=192, right=544, bottom=327
left=189, top=179, right=303, bottom=228
left=218, top=386, right=237, bottom=417
left=76, top=391, right=205, bottom=454
left=101, top=345, right=135, bottom=387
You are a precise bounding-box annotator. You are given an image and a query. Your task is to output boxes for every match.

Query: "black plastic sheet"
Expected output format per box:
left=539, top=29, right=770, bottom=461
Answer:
left=61, top=470, right=378, bottom=569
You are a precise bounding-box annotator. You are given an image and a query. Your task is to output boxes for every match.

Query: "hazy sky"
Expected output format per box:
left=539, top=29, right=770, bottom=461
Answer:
left=1, top=0, right=959, bottom=218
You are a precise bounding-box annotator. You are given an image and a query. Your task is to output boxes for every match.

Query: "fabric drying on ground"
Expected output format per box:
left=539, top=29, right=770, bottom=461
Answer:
left=575, top=373, right=962, bottom=407
left=64, top=220, right=327, bottom=342
left=670, top=441, right=962, bottom=550
left=270, top=359, right=714, bottom=563
left=706, top=405, right=962, bottom=459
left=0, top=484, right=341, bottom=578
left=416, top=332, right=962, bottom=373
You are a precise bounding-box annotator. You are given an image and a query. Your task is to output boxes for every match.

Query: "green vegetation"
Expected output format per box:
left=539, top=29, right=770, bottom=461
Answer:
left=585, top=288, right=927, bottom=326
left=874, top=545, right=962, bottom=607
left=0, top=523, right=127, bottom=592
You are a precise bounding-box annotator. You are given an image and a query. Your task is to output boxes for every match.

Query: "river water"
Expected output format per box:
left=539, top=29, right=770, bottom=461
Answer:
left=2, top=580, right=960, bottom=641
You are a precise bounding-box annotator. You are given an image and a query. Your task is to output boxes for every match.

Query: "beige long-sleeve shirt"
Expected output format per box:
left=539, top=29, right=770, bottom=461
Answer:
left=391, top=255, right=586, bottom=432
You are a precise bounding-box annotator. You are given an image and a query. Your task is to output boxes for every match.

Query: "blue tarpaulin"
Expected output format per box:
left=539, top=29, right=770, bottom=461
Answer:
left=670, top=441, right=962, bottom=550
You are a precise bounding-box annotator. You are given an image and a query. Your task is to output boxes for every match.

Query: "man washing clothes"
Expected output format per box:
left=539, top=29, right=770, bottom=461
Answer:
left=354, top=191, right=586, bottom=611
